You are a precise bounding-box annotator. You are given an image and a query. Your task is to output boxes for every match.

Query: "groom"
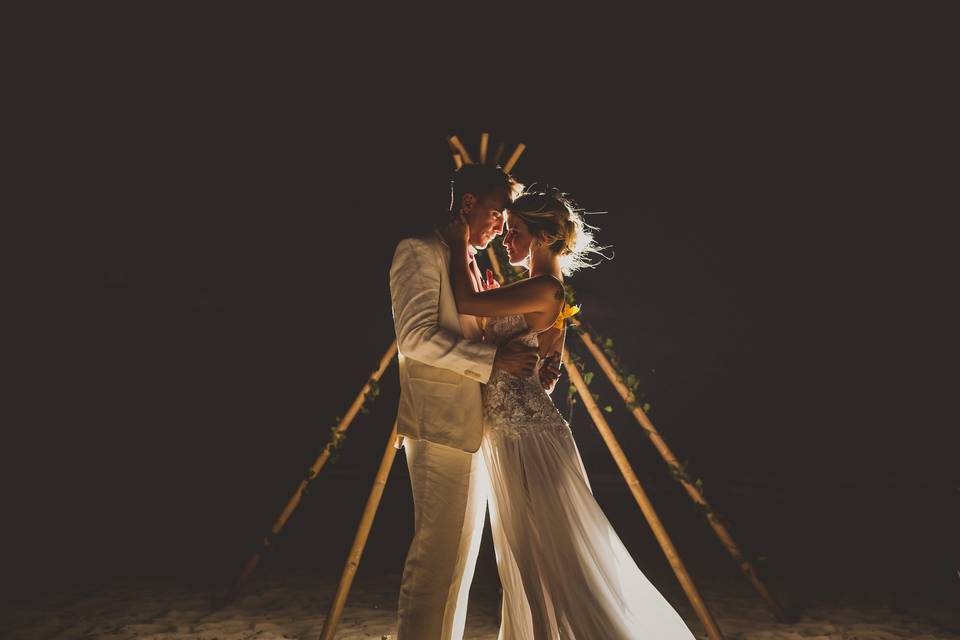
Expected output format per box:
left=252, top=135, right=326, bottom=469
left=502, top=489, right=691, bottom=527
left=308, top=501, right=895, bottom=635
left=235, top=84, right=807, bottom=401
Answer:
left=389, top=164, right=560, bottom=639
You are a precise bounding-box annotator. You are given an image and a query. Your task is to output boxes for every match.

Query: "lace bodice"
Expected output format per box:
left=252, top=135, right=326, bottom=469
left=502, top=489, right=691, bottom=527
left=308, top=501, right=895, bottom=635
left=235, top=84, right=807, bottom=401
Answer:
left=482, top=314, right=574, bottom=440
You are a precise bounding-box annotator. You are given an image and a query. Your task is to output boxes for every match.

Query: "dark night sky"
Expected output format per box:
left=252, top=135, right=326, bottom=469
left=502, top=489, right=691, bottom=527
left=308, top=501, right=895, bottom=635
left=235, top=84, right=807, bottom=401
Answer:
left=6, top=8, right=956, bottom=602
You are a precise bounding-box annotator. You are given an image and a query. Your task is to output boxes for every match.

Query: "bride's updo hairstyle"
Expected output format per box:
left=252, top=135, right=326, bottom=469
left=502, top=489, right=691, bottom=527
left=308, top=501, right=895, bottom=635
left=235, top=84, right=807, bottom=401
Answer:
left=507, top=186, right=609, bottom=275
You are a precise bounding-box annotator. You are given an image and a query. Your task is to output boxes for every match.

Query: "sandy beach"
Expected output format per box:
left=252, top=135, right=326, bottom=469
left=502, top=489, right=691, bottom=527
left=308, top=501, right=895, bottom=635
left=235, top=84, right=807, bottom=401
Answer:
left=4, top=469, right=957, bottom=640
left=3, top=567, right=958, bottom=640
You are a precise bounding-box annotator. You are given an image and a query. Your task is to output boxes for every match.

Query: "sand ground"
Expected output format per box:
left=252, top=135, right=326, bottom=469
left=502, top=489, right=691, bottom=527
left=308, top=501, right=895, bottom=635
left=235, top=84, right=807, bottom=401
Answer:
left=3, top=568, right=958, bottom=640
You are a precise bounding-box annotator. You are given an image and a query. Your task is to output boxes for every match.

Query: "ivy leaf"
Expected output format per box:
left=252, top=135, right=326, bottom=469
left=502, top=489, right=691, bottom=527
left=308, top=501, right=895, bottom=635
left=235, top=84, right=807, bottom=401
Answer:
left=604, top=405, right=613, bottom=413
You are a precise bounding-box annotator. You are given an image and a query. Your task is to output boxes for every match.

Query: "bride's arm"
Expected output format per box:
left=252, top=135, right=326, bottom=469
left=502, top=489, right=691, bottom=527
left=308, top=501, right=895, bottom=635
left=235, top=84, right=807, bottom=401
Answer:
left=445, top=219, right=562, bottom=318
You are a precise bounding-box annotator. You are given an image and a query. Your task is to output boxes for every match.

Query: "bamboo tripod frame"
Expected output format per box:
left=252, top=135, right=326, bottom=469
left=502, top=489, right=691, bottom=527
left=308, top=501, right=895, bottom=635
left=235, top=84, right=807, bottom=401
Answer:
left=233, top=134, right=788, bottom=637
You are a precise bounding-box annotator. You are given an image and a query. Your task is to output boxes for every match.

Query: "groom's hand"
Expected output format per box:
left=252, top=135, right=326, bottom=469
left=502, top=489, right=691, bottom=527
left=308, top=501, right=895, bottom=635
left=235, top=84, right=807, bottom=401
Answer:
left=493, top=333, right=540, bottom=378
left=539, top=353, right=563, bottom=393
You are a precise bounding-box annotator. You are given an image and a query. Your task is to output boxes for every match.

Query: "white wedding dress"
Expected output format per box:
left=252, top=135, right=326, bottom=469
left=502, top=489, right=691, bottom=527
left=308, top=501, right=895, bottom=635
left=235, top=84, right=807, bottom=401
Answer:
left=480, top=312, right=698, bottom=639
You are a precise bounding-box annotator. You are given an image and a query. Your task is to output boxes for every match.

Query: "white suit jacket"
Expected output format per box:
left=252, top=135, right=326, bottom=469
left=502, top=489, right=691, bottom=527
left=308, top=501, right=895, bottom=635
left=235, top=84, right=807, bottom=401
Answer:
left=389, top=229, right=497, bottom=453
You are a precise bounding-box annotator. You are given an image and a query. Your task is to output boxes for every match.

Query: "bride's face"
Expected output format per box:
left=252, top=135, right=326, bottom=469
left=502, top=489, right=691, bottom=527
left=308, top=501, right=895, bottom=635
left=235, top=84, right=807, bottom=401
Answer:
left=502, top=213, right=536, bottom=266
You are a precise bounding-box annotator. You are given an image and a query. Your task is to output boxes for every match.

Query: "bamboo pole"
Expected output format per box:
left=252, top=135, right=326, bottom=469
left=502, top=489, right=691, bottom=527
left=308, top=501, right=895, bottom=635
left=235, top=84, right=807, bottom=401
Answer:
left=479, top=132, right=489, bottom=164
left=492, top=142, right=506, bottom=166
left=446, top=135, right=474, bottom=164
left=235, top=340, right=399, bottom=590
left=453, top=153, right=463, bottom=169
left=502, top=143, right=526, bottom=173
left=319, top=422, right=400, bottom=640
left=570, top=319, right=788, bottom=622
left=564, top=352, right=725, bottom=640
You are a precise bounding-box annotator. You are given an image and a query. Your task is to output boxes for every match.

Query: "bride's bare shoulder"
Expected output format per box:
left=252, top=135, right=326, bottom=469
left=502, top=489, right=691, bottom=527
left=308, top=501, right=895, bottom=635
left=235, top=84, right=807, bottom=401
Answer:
left=512, top=275, right=565, bottom=331
left=527, top=274, right=565, bottom=301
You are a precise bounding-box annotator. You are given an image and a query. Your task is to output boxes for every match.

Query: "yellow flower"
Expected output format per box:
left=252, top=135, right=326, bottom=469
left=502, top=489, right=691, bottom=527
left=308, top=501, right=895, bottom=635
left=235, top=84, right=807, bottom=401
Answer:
left=553, top=303, right=581, bottom=330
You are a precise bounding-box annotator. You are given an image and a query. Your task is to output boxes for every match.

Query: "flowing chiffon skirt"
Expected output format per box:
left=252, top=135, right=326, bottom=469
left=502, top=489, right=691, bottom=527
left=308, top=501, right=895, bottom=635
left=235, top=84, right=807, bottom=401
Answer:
left=480, top=314, right=697, bottom=639
left=481, top=426, right=697, bottom=639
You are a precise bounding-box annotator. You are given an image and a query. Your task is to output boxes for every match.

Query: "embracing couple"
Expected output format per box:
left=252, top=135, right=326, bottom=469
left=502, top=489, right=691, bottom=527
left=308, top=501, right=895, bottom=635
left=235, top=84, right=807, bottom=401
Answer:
left=389, top=164, right=696, bottom=639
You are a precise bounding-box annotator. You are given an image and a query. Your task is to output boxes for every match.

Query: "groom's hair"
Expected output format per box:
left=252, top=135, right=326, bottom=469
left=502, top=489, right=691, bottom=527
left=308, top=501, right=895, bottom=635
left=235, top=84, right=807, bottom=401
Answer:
left=448, top=164, right=521, bottom=217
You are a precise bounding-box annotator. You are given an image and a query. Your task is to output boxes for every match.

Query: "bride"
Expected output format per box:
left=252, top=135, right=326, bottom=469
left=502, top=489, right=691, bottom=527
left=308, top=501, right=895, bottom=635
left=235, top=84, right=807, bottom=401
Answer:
left=443, top=188, right=697, bottom=639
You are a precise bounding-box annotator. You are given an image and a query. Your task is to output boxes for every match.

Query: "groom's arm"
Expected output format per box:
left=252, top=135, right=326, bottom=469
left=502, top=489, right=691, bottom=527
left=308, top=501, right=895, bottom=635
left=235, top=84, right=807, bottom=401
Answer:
left=390, top=238, right=498, bottom=384
left=537, top=324, right=566, bottom=394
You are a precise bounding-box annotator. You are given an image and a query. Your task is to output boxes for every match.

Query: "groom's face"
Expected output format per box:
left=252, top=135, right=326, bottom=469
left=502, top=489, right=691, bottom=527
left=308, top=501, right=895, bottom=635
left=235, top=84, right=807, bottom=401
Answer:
left=460, top=186, right=511, bottom=249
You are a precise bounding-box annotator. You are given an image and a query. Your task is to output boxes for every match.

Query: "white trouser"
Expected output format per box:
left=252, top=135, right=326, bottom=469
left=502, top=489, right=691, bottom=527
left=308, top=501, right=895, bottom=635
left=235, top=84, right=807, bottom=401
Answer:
left=396, top=437, right=489, bottom=640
